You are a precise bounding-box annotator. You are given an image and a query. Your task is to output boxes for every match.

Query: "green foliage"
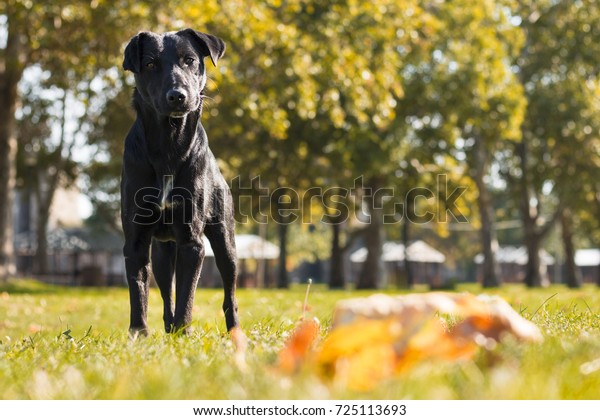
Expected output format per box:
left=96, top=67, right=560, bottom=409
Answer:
left=1, top=0, right=163, bottom=81
left=5, top=0, right=600, bottom=277
left=516, top=0, right=600, bottom=206
left=85, top=77, right=135, bottom=229
left=286, top=223, right=332, bottom=264
left=1, top=281, right=600, bottom=398
left=427, top=0, right=526, bottom=146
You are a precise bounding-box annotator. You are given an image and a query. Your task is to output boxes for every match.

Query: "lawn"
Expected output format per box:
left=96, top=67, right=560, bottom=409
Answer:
left=1, top=280, right=600, bottom=399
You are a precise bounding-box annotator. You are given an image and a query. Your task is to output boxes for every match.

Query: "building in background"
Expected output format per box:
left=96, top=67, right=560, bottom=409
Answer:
left=350, top=240, right=447, bottom=287
left=13, top=185, right=125, bottom=285
left=474, top=246, right=555, bottom=284
left=574, top=249, right=600, bottom=284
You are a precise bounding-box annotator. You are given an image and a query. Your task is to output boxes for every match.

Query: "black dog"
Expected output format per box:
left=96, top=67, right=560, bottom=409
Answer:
left=121, top=29, right=239, bottom=337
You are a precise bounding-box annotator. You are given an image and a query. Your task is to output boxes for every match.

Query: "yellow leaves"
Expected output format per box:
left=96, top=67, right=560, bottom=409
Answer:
left=184, top=2, right=218, bottom=25
left=275, top=292, right=543, bottom=391
left=329, top=106, right=346, bottom=128
left=316, top=318, right=401, bottom=390
left=322, top=338, right=398, bottom=391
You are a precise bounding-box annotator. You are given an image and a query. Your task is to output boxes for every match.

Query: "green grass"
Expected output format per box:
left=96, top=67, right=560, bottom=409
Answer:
left=1, top=280, right=600, bottom=399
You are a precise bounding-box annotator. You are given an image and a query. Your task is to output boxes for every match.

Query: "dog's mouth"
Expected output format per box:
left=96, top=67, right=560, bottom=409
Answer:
left=169, top=111, right=187, bottom=118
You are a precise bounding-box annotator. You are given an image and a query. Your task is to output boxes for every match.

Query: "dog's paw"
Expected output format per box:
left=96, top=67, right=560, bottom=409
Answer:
left=128, top=327, right=149, bottom=341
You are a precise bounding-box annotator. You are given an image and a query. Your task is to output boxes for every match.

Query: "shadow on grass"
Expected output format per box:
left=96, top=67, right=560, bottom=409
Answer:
left=0, top=279, right=77, bottom=295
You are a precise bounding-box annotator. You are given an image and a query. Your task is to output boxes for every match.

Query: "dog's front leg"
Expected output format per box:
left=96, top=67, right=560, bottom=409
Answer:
left=124, top=238, right=152, bottom=339
left=152, top=240, right=176, bottom=333
left=173, top=240, right=205, bottom=334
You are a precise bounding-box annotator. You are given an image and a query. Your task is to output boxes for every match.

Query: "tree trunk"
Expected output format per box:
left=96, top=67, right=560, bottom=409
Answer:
left=473, top=138, right=500, bottom=287
left=594, top=186, right=600, bottom=287
left=255, top=223, right=267, bottom=288
left=277, top=219, right=289, bottom=289
left=523, top=233, right=546, bottom=287
left=357, top=212, right=383, bottom=289
left=522, top=199, right=546, bottom=288
left=402, top=214, right=414, bottom=289
left=35, top=204, right=50, bottom=274
left=357, top=179, right=384, bottom=289
left=33, top=92, right=68, bottom=276
left=517, top=142, right=550, bottom=287
left=328, top=221, right=345, bottom=289
left=561, top=208, right=581, bottom=288
left=0, top=23, right=26, bottom=281
left=273, top=187, right=291, bottom=289
left=34, top=168, right=60, bottom=275
left=0, top=93, right=18, bottom=281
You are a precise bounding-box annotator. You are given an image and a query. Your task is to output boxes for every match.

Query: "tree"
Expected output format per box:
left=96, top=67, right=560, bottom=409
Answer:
left=0, top=2, right=26, bottom=280
left=86, top=75, right=136, bottom=231
left=0, top=0, right=159, bottom=280
left=415, top=0, right=526, bottom=287
left=173, top=1, right=437, bottom=289
left=513, top=0, right=600, bottom=287
left=290, top=1, right=440, bottom=289
left=210, top=1, right=320, bottom=289
left=16, top=86, right=78, bottom=273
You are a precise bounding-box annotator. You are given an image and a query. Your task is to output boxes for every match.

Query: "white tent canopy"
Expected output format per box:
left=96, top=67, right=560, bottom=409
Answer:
left=474, top=246, right=555, bottom=266
left=350, top=240, right=446, bottom=264
left=575, top=249, right=600, bottom=267
left=203, top=234, right=279, bottom=260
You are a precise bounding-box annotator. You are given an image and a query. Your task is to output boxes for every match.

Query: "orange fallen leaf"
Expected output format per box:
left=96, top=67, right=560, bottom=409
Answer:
left=277, top=318, right=320, bottom=374
left=331, top=343, right=396, bottom=391
left=316, top=318, right=401, bottom=391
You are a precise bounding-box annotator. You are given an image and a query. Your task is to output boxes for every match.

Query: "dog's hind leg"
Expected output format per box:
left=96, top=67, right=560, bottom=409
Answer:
left=204, top=222, right=240, bottom=331
left=152, top=240, right=176, bottom=332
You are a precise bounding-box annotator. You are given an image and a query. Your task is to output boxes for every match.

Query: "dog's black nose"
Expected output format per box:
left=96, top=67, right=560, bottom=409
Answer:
left=166, top=89, right=186, bottom=104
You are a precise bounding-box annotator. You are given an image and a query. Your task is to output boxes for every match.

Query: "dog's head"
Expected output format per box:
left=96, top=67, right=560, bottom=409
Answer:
left=123, top=29, right=225, bottom=118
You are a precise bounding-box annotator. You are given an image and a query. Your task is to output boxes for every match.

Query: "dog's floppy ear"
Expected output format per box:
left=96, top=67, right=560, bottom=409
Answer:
left=181, top=29, right=225, bottom=67
left=123, top=32, right=148, bottom=73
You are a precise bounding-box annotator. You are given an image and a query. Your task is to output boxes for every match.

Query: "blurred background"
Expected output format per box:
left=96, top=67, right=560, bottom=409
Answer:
left=0, top=0, right=599, bottom=290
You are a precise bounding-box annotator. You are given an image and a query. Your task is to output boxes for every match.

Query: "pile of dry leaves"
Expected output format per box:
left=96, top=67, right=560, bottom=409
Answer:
left=234, top=292, right=543, bottom=391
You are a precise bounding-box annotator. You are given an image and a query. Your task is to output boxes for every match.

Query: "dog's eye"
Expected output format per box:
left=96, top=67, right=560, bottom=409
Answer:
left=145, top=62, right=155, bottom=70
left=184, top=56, right=195, bottom=66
